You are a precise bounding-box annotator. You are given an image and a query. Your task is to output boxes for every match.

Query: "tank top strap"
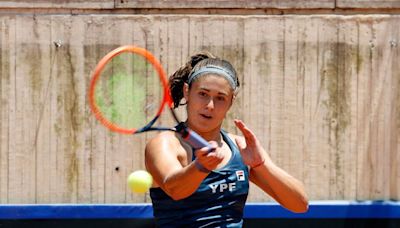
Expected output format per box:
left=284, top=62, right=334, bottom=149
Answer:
left=220, top=129, right=238, bottom=155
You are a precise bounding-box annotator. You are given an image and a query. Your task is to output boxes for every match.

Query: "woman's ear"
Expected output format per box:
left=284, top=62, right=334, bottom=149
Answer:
left=183, top=83, right=189, bottom=101
left=228, top=94, right=236, bottom=108
left=230, top=89, right=238, bottom=106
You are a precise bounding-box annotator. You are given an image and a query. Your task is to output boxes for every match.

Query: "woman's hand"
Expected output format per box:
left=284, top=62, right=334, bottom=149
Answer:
left=234, top=119, right=309, bottom=213
left=234, top=119, right=266, bottom=168
left=194, top=141, right=224, bottom=172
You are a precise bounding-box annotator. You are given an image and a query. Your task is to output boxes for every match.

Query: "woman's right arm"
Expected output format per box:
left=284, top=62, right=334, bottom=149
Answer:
left=145, top=133, right=222, bottom=200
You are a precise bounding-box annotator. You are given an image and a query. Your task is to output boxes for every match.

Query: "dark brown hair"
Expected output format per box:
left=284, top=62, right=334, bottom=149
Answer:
left=168, top=52, right=239, bottom=108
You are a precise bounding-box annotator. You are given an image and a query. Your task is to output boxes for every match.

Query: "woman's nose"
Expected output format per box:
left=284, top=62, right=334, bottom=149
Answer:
left=206, top=98, right=214, bottom=110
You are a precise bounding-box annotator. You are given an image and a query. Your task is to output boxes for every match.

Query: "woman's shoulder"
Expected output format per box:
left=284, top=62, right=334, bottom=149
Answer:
left=146, top=131, right=179, bottom=149
left=145, top=131, right=191, bottom=155
left=145, top=131, right=191, bottom=170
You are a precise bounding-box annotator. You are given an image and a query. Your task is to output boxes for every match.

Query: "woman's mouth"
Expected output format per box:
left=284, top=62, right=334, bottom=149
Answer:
left=200, top=114, right=212, bottom=119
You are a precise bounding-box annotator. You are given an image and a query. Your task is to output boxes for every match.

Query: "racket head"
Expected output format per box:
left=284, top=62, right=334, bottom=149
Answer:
left=88, top=45, right=173, bottom=134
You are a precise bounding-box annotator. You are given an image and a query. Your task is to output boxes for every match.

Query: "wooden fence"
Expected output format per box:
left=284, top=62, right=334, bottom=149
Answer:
left=0, top=1, right=399, bottom=204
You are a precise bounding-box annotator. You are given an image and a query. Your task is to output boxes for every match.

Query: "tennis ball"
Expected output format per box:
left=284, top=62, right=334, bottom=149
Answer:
left=127, top=170, right=153, bottom=193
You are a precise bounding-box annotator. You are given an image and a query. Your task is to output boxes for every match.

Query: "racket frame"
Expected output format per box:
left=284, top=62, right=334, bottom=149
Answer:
left=89, top=45, right=173, bottom=134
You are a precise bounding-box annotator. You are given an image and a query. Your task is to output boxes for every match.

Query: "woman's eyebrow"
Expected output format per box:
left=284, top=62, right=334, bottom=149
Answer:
left=198, top=87, right=229, bottom=96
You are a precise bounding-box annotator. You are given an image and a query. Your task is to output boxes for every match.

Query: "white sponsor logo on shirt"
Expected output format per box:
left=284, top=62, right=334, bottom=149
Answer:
left=209, top=183, right=236, bottom=193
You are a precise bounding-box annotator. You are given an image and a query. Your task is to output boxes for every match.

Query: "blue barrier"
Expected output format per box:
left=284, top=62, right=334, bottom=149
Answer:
left=244, top=201, right=400, bottom=219
left=0, top=201, right=398, bottom=220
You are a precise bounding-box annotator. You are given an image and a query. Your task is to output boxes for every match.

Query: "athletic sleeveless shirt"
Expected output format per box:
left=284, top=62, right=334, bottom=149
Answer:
left=150, top=130, right=249, bottom=227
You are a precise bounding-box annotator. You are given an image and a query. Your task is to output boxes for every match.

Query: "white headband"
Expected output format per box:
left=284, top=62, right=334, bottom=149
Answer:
left=187, top=65, right=237, bottom=90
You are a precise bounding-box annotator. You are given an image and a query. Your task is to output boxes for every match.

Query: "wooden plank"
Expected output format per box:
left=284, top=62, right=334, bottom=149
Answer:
left=371, top=18, right=397, bottom=199
left=355, top=17, right=373, bottom=200
left=116, top=0, right=334, bottom=9
left=338, top=17, right=358, bottom=199
left=0, top=16, right=14, bottom=204
left=28, top=16, right=53, bottom=204
left=8, top=15, right=51, bottom=203
left=354, top=16, right=398, bottom=200
left=188, top=17, right=205, bottom=58
left=0, top=0, right=114, bottom=9
left=337, top=0, right=400, bottom=8
left=6, top=15, right=19, bottom=203
left=300, top=17, right=332, bottom=200
left=281, top=16, right=305, bottom=196
left=83, top=16, right=108, bottom=203
left=324, top=17, right=353, bottom=200
left=3, top=15, right=17, bottom=203
left=390, top=17, right=400, bottom=200
left=50, top=15, right=80, bottom=203
left=318, top=17, right=342, bottom=199
left=262, top=17, right=290, bottom=201
left=15, top=22, right=28, bottom=201
left=68, top=16, right=91, bottom=203
left=47, top=16, right=60, bottom=203
left=265, top=17, right=285, bottom=186
left=200, top=17, right=225, bottom=59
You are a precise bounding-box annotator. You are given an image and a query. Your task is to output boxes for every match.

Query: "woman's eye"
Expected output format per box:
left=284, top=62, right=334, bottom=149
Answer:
left=217, top=96, right=226, bottom=101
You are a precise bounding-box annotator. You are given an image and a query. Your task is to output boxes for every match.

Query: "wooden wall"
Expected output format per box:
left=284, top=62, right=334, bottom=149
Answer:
left=0, top=1, right=399, bottom=204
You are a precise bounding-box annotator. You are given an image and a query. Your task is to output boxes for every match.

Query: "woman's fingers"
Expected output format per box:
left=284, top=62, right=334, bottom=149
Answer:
left=234, top=119, right=258, bottom=145
left=195, top=141, right=224, bottom=170
left=234, top=119, right=251, bottom=137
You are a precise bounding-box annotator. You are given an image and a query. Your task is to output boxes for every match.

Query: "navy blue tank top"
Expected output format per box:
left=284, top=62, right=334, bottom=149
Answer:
left=150, top=130, right=249, bottom=227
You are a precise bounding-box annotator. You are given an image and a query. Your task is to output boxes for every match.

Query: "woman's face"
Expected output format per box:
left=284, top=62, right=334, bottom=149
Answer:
left=184, top=74, right=235, bottom=133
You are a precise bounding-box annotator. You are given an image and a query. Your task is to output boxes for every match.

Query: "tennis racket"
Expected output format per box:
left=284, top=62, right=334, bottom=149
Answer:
left=88, top=45, right=211, bottom=150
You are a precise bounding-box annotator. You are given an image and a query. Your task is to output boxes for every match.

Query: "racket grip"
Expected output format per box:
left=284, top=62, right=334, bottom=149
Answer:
left=175, top=122, right=212, bottom=151
left=183, top=129, right=212, bottom=150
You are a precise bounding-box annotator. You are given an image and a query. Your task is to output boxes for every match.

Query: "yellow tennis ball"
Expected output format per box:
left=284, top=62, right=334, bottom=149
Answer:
left=127, top=170, right=153, bottom=193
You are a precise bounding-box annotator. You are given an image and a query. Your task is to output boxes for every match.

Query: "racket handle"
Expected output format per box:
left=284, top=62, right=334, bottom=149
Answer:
left=183, top=129, right=212, bottom=150
left=175, top=122, right=212, bottom=151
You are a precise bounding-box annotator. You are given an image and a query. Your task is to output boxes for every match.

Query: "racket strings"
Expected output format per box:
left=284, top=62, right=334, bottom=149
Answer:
left=93, top=51, right=163, bottom=132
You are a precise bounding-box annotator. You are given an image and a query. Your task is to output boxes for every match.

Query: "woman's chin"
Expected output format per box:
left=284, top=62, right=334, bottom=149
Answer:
left=189, top=119, right=220, bottom=133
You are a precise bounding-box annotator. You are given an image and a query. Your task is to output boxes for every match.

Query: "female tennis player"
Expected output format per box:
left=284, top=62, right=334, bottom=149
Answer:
left=145, top=52, right=308, bottom=227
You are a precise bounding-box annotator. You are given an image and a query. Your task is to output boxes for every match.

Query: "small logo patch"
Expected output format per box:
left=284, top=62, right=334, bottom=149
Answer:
left=236, top=170, right=245, bottom=181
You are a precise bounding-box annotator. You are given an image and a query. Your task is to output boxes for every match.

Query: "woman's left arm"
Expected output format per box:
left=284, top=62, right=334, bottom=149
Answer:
left=234, top=119, right=309, bottom=213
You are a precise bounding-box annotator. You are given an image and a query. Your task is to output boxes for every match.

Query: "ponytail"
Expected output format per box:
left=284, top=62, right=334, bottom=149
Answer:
left=169, top=52, right=214, bottom=108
